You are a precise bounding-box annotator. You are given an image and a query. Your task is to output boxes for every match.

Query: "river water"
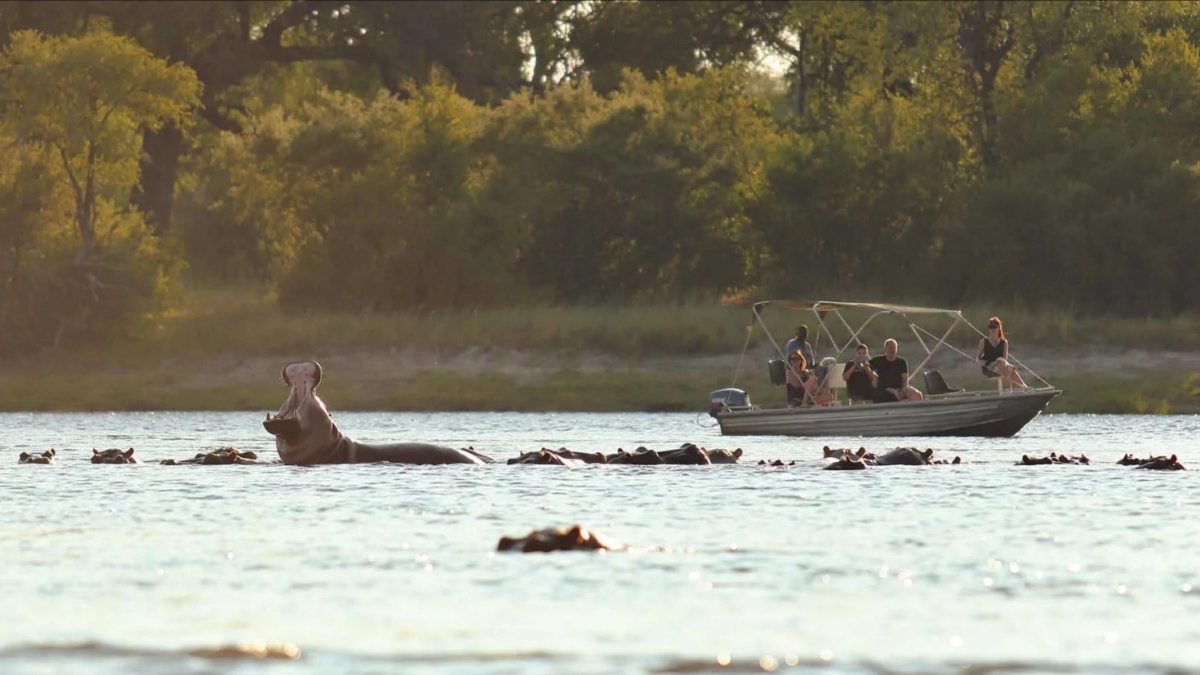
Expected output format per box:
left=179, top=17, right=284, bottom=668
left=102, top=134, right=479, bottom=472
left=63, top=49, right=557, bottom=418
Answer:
left=1, top=411, right=1197, bottom=675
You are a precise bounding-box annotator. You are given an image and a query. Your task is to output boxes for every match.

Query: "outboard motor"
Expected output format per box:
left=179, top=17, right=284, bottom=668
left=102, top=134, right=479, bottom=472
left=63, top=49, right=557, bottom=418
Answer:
left=708, top=388, right=751, bottom=418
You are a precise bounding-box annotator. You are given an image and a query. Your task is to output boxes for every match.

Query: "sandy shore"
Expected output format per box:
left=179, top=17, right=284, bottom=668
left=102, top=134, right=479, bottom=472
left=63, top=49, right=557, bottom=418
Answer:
left=1, top=343, right=1194, bottom=413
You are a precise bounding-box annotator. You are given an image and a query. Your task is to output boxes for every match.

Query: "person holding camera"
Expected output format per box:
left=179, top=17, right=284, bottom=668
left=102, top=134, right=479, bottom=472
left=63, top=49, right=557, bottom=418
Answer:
left=977, top=316, right=1027, bottom=390
left=842, top=344, right=879, bottom=402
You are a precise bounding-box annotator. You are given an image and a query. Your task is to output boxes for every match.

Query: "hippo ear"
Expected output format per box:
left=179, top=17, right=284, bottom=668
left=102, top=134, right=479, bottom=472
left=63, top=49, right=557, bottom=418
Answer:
left=93, top=448, right=99, bottom=455
left=19, top=452, right=30, bottom=460
left=733, top=449, right=743, bottom=458
left=923, top=449, right=933, bottom=460
left=855, top=448, right=866, bottom=458
left=48, top=449, right=56, bottom=456
left=125, top=448, right=135, bottom=458
left=566, top=525, right=587, bottom=543
left=1171, top=454, right=1178, bottom=462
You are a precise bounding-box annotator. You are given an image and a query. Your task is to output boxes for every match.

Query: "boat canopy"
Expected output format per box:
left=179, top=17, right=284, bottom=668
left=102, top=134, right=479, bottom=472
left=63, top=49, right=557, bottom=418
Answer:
left=733, top=298, right=1052, bottom=394
left=752, top=300, right=964, bottom=320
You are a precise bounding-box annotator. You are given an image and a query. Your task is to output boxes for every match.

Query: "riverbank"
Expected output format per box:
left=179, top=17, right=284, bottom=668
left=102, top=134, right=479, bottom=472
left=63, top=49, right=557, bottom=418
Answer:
left=2, top=343, right=1198, bottom=414
left=1, top=288, right=1198, bottom=413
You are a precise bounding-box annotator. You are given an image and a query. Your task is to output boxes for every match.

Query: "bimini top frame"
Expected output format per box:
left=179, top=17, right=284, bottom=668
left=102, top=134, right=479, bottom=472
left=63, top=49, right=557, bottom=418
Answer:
left=747, top=300, right=1052, bottom=390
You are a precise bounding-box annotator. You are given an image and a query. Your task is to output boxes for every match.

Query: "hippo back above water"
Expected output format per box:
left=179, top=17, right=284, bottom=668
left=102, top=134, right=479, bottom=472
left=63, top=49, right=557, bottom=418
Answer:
left=497, top=525, right=627, bottom=553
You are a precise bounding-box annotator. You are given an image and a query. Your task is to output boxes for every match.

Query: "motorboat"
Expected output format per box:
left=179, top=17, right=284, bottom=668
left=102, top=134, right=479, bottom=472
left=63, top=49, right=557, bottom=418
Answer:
left=708, top=301, right=1060, bottom=437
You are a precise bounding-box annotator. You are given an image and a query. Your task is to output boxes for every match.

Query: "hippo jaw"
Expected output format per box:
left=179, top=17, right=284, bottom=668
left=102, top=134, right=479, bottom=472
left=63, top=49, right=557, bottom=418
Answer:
left=264, top=361, right=324, bottom=441
left=264, top=361, right=345, bottom=465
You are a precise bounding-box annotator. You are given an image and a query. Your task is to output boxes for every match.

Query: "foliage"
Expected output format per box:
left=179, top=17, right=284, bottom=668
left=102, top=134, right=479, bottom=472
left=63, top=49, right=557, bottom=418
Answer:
left=0, top=29, right=198, bottom=348
left=5, top=1, right=1200, bottom=355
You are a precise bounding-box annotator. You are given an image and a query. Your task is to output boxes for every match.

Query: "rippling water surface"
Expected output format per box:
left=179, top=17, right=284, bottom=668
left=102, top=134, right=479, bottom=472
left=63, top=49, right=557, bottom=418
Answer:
left=2, top=411, right=1198, bottom=675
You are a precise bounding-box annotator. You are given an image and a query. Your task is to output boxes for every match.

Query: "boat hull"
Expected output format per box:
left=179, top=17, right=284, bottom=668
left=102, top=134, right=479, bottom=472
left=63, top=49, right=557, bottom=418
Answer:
left=715, top=389, right=1060, bottom=438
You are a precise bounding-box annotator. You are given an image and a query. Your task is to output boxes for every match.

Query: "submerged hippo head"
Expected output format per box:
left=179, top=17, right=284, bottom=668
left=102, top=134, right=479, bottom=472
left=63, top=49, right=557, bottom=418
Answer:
left=824, top=454, right=869, bottom=470
left=497, top=525, right=626, bottom=553
left=18, top=449, right=55, bottom=464
left=161, top=447, right=260, bottom=466
left=92, top=448, right=138, bottom=464
left=822, top=446, right=874, bottom=461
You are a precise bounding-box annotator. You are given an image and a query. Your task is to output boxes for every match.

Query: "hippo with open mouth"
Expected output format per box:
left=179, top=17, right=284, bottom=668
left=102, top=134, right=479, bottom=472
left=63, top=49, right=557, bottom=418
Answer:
left=263, top=361, right=494, bottom=465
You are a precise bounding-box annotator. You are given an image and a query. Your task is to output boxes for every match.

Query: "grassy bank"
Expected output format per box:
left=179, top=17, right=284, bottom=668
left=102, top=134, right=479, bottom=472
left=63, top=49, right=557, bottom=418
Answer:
left=1, top=288, right=1198, bottom=413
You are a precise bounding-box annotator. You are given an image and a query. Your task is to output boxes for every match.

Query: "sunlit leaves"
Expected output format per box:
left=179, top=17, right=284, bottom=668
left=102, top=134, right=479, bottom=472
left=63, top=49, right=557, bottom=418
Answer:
left=0, top=29, right=200, bottom=346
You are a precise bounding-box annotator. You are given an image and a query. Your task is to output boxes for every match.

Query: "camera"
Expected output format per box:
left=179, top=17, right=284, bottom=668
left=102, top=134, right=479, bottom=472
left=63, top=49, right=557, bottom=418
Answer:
left=856, top=356, right=867, bottom=366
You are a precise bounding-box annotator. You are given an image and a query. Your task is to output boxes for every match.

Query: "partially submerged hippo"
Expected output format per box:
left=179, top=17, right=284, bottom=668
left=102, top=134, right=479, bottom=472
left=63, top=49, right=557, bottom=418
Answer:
left=822, top=446, right=959, bottom=469
left=161, top=448, right=260, bottom=466
left=605, top=443, right=742, bottom=465
left=823, top=446, right=876, bottom=461
left=18, top=449, right=55, bottom=464
left=1118, top=453, right=1187, bottom=470
left=507, top=448, right=593, bottom=467
left=825, top=453, right=869, bottom=470
left=1018, top=452, right=1090, bottom=465
left=497, top=525, right=627, bottom=553
left=759, top=459, right=795, bottom=467
left=263, top=361, right=494, bottom=465
left=1134, top=454, right=1186, bottom=471
left=92, top=448, right=138, bottom=464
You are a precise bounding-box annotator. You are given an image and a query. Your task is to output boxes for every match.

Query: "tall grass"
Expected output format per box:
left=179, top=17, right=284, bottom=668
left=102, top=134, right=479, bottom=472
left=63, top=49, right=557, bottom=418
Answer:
left=101, top=288, right=1200, bottom=357
left=3, top=287, right=1200, bottom=412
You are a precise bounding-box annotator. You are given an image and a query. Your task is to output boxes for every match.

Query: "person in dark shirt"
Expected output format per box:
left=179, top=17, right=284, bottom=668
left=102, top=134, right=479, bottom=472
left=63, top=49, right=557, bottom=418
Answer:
left=842, top=343, right=880, bottom=402
left=783, top=325, right=815, bottom=375
left=868, top=338, right=923, bottom=402
left=977, top=316, right=1028, bottom=390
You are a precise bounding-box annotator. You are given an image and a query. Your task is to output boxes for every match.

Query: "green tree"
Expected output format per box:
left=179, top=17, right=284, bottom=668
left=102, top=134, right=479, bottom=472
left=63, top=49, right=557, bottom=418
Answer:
left=206, top=82, right=506, bottom=310
left=0, top=29, right=200, bottom=344
left=490, top=68, right=776, bottom=302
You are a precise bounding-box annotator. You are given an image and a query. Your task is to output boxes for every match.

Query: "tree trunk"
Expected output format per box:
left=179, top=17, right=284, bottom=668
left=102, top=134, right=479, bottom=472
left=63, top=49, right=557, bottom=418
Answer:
left=129, top=121, right=184, bottom=237
left=956, top=1, right=1014, bottom=175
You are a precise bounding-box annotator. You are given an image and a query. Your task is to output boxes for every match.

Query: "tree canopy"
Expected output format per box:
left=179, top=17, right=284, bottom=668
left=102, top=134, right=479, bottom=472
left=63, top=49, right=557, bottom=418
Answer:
left=2, top=0, right=1200, bottom=350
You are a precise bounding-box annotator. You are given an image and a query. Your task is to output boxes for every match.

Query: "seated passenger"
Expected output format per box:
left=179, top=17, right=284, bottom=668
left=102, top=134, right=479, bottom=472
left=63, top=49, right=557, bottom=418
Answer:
left=842, top=343, right=881, bottom=403
left=977, top=316, right=1028, bottom=391
left=868, top=338, right=923, bottom=402
left=785, top=351, right=818, bottom=407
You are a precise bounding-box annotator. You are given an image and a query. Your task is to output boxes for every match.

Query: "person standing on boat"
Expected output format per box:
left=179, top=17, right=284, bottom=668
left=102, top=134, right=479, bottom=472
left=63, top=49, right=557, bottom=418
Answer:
left=785, top=351, right=818, bottom=407
left=783, top=325, right=816, bottom=375
left=977, top=316, right=1028, bottom=390
left=842, top=343, right=880, bottom=402
left=869, top=338, right=923, bottom=402
left=785, top=324, right=828, bottom=390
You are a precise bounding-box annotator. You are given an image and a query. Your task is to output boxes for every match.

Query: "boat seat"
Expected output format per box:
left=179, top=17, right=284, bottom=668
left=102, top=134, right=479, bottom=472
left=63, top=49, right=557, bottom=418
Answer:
left=981, top=367, right=1005, bottom=392
left=817, top=358, right=843, bottom=390
left=923, top=369, right=963, bottom=396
